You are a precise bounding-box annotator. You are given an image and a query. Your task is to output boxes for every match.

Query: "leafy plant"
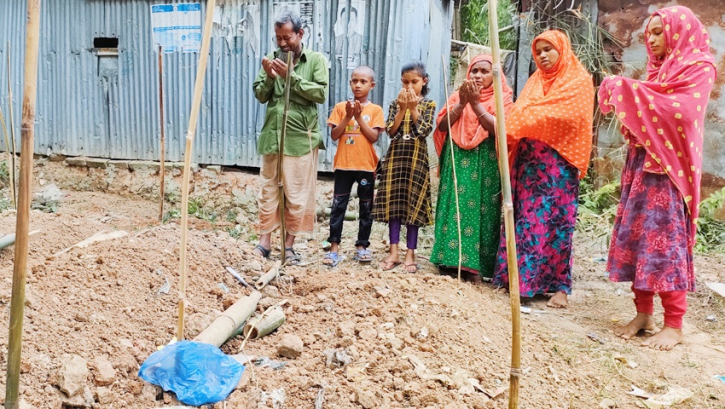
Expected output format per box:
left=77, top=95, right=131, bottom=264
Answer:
left=695, top=187, right=725, bottom=253
left=162, top=208, right=181, bottom=223
left=0, top=196, right=9, bottom=213
left=226, top=225, right=242, bottom=240
left=461, top=0, right=518, bottom=50
left=0, top=160, right=8, bottom=187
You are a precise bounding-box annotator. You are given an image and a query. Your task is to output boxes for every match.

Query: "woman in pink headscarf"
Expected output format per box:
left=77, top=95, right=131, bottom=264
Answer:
left=598, top=6, right=716, bottom=350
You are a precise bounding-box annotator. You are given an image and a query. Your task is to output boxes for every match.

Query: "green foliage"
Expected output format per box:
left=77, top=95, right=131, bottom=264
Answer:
left=0, top=160, right=8, bottom=187
left=162, top=208, right=181, bottom=223
left=226, top=225, right=242, bottom=240
left=0, top=196, right=9, bottom=213
left=225, top=209, right=239, bottom=223
left=576, top=176, right=620, bottom=242
left=695, top=187, right=725, bottom=253
left=187, top=197, right=218, bottom=223
left=461, top=0, right=518, bottom=50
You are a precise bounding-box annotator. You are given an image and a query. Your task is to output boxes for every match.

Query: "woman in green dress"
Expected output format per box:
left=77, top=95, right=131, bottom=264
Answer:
left=431, top=54, right=513, bottom=283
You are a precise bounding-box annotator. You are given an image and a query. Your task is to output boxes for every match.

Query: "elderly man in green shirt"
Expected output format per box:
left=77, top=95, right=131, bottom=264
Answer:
left=252, top=11, right=329, bottom=264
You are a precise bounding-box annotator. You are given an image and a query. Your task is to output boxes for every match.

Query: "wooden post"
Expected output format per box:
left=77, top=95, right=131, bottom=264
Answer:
left=7, top=42, right=18, bottom=209
left=177, top=0, right=216, bottom=341
left=158, top=45, right=166, bottom=221
left=277, top=51, right=293, bottom=260
left=5, top=1, right=41, bottom=408
left=487, top=1, right=522, bottom=408
left=440, top=55, right=463, bottom=282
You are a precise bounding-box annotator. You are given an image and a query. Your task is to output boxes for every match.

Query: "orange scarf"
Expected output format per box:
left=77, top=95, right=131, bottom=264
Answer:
left=433, top=54, right=514, bottom=156
left=507, top=30, right=595, bottom=178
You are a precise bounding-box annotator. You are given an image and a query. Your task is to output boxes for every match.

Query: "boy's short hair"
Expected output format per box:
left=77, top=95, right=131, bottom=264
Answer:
left=352, top=65, right=376, bottom=82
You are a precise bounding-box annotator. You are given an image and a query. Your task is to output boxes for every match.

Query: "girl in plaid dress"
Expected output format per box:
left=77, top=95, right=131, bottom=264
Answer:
left=373, top=62, right=436, bottom=273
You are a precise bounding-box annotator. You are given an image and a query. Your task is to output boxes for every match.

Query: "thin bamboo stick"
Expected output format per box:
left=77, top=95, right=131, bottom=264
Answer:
left=176, top=0, right=217, bottom=341
left=277, top=51, right=293, bottom=260
left=158, top=45, right=166, bottom=222
left=7, top=42, right=18, bottom=209
left=0, top=109, right=15, bottom=209
left=487, top=1, right=522, bottom=408
left=5, top=1, right=41, bottom=407
left=440, top=55, right=463, bottom=282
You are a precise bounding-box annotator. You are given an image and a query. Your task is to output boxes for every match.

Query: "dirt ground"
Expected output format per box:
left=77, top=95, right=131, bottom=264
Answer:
left=0, top=164, right=724, bottom=409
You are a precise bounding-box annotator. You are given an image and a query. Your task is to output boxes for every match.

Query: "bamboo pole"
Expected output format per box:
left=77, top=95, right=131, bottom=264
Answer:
left=7, top=42, right=18, bottom=209
left=241, top=305, right=285, bottom=339
left=440, top=55, right=463, bottom=282
left=255, top=260, right=282, bottom=290
left=0, top=109, right=15, bottom=209
left=176, top=0, right=216, bottom=342
left=5, top=1, right=41, bottom=407
left=277, top=51, right=293, bottom=260
left=487, top=1, right=522, bottom=408
left=158, top=45, right=166, bottom=222
left=193, top=291, right=262, bottom=347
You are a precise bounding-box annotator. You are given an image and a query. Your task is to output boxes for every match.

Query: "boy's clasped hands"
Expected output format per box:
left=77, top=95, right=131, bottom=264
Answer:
left=344, top=100, right=364, bottom=121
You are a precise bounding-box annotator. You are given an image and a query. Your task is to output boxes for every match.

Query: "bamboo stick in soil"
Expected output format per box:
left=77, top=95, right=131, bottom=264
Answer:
left=7, top=42, right=18, bottom=209
left=277, top=51, right=294, bottom=260
left=176, top=0, right=216, bottom=341
left=5, top=1, right=41, bottom=408
left=440, top=55, right=463, bottom=282
left=487, top=1, right=522, bottom=407
left=0, top=109, right=15, bottom=209
left=158, top=45, right=166, bottom=222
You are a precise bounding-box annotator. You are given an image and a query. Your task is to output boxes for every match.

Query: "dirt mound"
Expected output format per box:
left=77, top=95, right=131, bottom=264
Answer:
left=0, top=186, right=724, bottom=408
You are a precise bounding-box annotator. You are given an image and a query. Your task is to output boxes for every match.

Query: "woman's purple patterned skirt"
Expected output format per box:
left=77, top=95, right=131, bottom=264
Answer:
left=607, top=144, right=695, bottom=293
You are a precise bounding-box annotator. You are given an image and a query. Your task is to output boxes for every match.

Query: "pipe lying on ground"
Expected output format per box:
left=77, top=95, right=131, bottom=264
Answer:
left=0, top=230, right=40, bottom=250
left=255, top=261, right=281, bottom=290
left=193, top=290, right=262, bottom=347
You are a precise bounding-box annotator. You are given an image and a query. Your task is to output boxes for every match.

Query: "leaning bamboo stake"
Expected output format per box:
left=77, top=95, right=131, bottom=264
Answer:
left=158, top=45, right=166, bottom=222
left=5, top=1, right=41, bottom=408
left=487, top=1, right=522, bottom=408
left=7, top=42, right=18, bottom=209
left=255, top=260, right=282, bottom=290
left=440, top=55, right=463, bottom=282
left=0, top=109, right=15, bottom=209
left=177, top=0, right=217, bottom=341
left=277, top=51, right=294, bottom=260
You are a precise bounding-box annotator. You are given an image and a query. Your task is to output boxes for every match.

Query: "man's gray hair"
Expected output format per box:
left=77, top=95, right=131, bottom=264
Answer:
left=275, top=10, right=303, bottom=33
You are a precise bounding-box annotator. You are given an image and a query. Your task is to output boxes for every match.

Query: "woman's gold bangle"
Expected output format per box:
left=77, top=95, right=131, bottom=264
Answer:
left=477, top=111, right=488, bottom=119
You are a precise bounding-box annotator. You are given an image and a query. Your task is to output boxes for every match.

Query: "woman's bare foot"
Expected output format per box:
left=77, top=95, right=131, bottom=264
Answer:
left=615, top=313, right=656, bottom=340
left=642, top=326, right=683, bottom=351
left=380, top=254, right=401, bottom=271
left=402, top=250, right=417, bottom=273
left=546, top=291, right=568, bottom=308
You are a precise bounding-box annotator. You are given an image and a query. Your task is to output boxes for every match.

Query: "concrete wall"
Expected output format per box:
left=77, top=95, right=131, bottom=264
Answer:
left=597, top=0, right=725, bottom=189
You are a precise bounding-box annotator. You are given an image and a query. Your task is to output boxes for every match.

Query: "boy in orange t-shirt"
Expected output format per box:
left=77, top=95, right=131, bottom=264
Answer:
left=323, top=66, right=385, bottom=266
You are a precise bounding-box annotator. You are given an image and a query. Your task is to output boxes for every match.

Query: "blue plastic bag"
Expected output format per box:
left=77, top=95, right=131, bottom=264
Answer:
left=138, top=340, right=244, bottom=406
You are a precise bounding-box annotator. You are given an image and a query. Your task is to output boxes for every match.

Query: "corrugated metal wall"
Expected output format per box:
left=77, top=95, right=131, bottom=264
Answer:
left=0, top=0, right=453, bottom=170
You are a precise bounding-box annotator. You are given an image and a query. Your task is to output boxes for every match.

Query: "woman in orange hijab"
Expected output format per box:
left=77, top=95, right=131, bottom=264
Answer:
left=431, top=54, right=514, bottom=283
left=494, top=30, right=594, bottom=308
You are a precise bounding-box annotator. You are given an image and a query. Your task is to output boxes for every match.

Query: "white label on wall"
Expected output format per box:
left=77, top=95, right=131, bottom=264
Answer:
left=151, top=3, right=202, bottom=53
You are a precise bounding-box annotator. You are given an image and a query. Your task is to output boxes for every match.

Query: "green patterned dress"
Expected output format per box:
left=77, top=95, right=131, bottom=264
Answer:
left=431, top=136, right=502, bottom=278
